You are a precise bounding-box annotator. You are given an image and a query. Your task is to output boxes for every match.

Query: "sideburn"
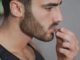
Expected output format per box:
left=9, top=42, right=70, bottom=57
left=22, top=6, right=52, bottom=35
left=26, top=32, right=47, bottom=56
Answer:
left=20, top=2, right=46, bottom=38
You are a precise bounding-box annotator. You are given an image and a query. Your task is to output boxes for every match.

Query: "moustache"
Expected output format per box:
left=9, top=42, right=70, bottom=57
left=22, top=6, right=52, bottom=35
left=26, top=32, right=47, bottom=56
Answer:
left=49, top=22, right=59, bottom=30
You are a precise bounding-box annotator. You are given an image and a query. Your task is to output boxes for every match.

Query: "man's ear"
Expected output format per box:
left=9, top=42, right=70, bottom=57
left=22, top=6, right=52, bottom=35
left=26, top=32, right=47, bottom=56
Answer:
left=10, top=0, right=25, bottom=17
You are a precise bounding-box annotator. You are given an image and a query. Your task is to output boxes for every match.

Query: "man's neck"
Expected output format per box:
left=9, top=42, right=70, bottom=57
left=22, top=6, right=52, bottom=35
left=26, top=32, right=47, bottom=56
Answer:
left=0, top=17, right=32, bottom=53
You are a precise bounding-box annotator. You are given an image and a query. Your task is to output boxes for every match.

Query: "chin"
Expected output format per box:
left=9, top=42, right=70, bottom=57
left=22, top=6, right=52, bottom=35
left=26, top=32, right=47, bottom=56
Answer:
left=34, top=33, right=54, bottom=42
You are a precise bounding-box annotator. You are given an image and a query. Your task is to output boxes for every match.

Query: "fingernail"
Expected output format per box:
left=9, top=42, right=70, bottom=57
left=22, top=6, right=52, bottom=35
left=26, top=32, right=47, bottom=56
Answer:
left=60, top=28, right=64, bottom=31
left=56, top=32, right=59, bottom=36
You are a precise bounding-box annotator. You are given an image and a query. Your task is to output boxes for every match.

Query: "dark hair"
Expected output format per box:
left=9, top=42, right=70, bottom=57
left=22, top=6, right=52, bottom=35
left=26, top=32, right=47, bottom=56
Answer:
left=2, top=0, right=31, bottom=17
left=2, top=0, right=11, bottom=17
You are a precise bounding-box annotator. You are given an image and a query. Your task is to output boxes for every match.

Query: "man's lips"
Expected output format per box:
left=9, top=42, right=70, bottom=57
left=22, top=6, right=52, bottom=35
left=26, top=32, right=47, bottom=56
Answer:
left=48, top=22, right=59, bottom=32
left=48, top=27, right=58, bottom=34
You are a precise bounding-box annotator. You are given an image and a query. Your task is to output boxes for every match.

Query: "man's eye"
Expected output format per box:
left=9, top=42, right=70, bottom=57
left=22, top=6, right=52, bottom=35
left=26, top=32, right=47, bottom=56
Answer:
left=45, top=7, right=52, bottom=10
left=44, top=6, right=54, bottom=11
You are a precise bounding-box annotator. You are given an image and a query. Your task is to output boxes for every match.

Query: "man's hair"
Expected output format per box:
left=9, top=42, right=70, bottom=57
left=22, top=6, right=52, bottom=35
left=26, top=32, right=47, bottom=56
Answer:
left=2, top=0, right=31, bottom=17
left=2, top=0, right=10, bottom=17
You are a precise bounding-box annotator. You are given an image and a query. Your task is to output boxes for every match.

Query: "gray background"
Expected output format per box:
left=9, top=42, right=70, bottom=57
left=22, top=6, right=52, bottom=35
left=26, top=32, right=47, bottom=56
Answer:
left=32, top=0, right=80, bottom=60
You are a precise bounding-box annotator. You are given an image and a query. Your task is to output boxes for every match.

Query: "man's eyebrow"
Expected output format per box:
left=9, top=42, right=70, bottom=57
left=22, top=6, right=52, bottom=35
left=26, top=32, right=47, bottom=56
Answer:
left=42, top=1, right=62, bottom=7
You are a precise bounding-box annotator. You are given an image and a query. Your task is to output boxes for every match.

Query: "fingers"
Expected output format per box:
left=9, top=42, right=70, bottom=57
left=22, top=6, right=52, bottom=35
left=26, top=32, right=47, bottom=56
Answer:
left=56, top=27, right=79, bottom=59
left=56, top=27, right=78, bottom=45
left=58, top=28, right=75, bottom=36
left=56, top=31, right=71, bottom=42
left=59, top=48, right=73, bottom=60
left=62, top=42, right=71, bottom=50
left=59, top=48, right=70, bottom=55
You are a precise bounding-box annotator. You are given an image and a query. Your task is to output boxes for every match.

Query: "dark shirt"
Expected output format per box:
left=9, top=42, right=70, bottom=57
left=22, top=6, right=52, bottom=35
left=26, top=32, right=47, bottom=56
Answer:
left=0, top=44, right=45, bottom=60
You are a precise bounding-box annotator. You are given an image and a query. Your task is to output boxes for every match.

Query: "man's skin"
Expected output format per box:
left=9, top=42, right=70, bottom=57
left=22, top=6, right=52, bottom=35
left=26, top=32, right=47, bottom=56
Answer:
left=0, top=0, right=79, bottom=60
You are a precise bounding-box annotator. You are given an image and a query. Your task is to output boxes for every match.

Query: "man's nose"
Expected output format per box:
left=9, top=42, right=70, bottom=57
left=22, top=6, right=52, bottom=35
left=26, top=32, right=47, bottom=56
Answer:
left=50, top=7, right=63, bottom=23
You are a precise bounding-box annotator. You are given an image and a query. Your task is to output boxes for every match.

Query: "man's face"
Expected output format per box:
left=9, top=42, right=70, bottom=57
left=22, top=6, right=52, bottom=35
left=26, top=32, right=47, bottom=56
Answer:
left=20, top=0, right=63, bottom=42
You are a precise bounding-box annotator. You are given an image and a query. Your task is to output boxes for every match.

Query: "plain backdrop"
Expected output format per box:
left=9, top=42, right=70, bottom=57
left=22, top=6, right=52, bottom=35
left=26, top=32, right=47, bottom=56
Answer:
left=32, top=0, right=80, bottom=60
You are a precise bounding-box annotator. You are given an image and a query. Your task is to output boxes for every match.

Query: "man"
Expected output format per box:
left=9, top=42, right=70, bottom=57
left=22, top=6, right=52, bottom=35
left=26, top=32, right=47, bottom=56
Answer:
left=0, top=0, right=79, bottom=60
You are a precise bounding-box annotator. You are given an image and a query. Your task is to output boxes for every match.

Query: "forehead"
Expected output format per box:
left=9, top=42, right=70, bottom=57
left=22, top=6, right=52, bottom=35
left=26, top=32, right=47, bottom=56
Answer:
left=32, top=0, right=61, bottom=4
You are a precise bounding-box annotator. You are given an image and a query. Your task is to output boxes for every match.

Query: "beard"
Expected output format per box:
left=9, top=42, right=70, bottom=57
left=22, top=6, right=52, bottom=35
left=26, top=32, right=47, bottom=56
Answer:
left=20, top=8, right=54, bottom=42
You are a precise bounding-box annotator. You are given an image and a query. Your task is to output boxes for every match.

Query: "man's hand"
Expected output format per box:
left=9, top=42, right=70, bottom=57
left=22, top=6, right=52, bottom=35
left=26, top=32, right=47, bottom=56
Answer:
left=55, top=28, right=79, bottom=60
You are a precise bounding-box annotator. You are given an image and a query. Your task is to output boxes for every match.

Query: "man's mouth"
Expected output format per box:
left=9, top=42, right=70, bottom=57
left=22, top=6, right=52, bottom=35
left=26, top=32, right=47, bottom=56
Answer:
left=47, top=27, right=56, bottom=36
left=48, top=22, right=59, bottom=34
